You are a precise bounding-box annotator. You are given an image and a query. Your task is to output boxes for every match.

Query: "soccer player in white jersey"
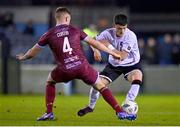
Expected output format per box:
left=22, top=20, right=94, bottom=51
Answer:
left=77, top=13, right=143, bottom=119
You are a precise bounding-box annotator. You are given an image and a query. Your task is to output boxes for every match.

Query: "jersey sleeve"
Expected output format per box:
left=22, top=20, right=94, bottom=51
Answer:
left=80, top=30, right=88, bottom=40
left=37, top=32, right=49, bottom=47
left=122, top=33, right=137, bottom=53
left=96, top=30, right=110, bottom=41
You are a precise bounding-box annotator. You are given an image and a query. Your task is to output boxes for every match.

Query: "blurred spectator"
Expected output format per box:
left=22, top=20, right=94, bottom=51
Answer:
left=23, top=19, right=35, bottom=36
left=48, top=8, right=56, bottom=28
left=83, top=24, right=99, bottom=37
left=0, top=31, right=11, bottom=93
left=145, top=37, right=158, bottom=64
left=138, top=38, right=146, bottom=64
left=0, top=11, right=4, bottom=27
left=172, top=34, right=180, bottom=65
left=97, top=17, right=109, bottom=32
left=2, top=11, right=15, bottom=28
left=158, top=33, right=173, bottom=65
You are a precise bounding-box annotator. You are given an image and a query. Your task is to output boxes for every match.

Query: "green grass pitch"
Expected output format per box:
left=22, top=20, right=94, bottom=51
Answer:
left=0, top=94, right=180, bottom=126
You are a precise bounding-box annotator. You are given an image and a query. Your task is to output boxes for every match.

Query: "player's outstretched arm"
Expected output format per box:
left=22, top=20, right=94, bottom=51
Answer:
left=85, top=37, right=122, bottom=60
left=16, top=44, right=42, bottom=61
left=90, top=46, right=102, bottom=62
left=112, top=49, right=128, bottom=60
left=99, top=39, right=128, bottom=60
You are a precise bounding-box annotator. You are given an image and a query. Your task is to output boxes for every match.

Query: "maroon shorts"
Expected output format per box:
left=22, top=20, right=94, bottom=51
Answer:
left=51, top=64, right=98, bottom=85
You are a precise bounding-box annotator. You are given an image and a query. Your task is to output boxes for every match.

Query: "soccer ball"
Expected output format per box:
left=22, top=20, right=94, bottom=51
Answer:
left=121, top=100, right=138, bottom=114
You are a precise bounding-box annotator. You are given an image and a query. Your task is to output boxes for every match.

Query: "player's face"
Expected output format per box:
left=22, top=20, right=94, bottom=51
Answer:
left=114, top=24, right=127, bottom=37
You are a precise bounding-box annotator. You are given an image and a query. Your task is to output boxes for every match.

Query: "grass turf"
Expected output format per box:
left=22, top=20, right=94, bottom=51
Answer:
left=0, top=94, right=180, bottom=126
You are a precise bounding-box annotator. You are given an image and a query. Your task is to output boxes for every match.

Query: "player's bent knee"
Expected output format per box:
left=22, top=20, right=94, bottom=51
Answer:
left=100, top=77, right=110, bottom=85
left=46, top=81, right=56, bottom=86
left=129, top=69, right=143, bottom=81
left=93, top=82, right=105, bottom=91
left=133, top=69, right=143, bottom=76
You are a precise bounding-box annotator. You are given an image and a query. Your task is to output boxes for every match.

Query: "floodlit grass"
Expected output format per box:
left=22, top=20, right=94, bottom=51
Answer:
left=0, top=94, right=180, bottom=126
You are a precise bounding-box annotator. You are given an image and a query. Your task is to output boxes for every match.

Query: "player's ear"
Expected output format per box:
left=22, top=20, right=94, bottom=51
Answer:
left=112, top=23, right=115, bottom=28
left=65, top=15, right=71, bottom=22
left=66, top=17, right=68, bottom=22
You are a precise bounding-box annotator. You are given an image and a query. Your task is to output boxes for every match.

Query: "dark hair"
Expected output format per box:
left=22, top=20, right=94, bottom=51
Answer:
left=114, top=14, right=128, bottom=26
left=55, top=7, right=71, bottom=16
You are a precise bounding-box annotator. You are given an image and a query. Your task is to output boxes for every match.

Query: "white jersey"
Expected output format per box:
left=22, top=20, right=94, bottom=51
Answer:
left=96, top=28, right=140, bottom=67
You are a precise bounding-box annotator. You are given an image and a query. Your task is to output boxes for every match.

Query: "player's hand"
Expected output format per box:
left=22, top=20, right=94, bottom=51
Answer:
left=112, top=52, right=122, bottom=60
left=112, top=49, right=121, bottom=55
left=112, top=50, right=122, bottom=60
left=16, top=53, right=25, bottom=61
left=93, top=49, right=102, bottom=62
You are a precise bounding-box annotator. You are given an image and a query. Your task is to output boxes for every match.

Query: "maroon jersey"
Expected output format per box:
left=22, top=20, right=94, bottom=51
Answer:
left=38, top=24, right=88, bottom=69
left=38, top=24, right=98, bottom=84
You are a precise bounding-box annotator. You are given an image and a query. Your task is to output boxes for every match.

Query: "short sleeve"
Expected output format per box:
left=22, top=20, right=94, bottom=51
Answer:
left=38, top=32, right=49, bottom=47
left=80, top=30, right=88, bottom=40
left=122, top=33, right=137, bottom=53
left=96, top=30, right=110, bottom=41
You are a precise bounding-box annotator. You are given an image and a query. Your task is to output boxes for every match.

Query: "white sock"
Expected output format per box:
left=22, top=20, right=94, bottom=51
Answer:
left=88, top=87, right=100, bottom=109
left=126, top=84, right=140, bottom=101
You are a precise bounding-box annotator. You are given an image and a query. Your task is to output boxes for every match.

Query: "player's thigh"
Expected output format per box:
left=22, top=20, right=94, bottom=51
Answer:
left=49, top=66, right=69, bottom=83
left=100, top=64, right=120, bottom=83
left=127, top=69, right=143, bottom=82
left=80, top=64, right=99, bottom=85
left=80, top=64, right=108, bottom=90
left=47, top=72, right=56, bottom=82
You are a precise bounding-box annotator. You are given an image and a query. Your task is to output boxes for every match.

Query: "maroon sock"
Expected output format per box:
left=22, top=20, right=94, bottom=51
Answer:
left=46, top=81, right=56, bottom=113
left=99, top=87, right=122, bottom=113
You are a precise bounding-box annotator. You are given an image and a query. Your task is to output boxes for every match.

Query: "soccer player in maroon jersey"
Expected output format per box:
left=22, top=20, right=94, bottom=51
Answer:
left=16, top=7, right=124, bottom=121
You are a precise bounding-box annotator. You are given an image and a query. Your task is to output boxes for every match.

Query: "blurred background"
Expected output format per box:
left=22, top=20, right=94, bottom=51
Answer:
left=0, top=0, right=180, bottom=95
